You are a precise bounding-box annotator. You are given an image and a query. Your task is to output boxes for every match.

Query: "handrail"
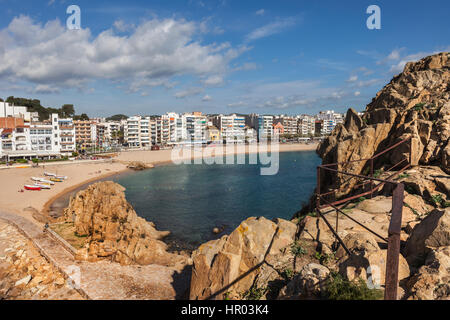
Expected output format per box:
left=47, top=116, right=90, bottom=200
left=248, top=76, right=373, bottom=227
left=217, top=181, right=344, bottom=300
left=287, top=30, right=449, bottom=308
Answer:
left=313, top=136, right=412, bottom=300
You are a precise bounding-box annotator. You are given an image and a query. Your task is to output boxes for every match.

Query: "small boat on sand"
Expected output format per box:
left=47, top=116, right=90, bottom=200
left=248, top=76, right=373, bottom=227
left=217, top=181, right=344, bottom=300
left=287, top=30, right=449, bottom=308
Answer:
left=44, top=172, right=56, bottom=177
left=50, top=177, right=63, bottom=182
left=31, top=177, right=55, bottom=185
left=55, top=175, right=67, bottom=180
left=34, top=183, right=51, bottom=189
left=24, top=185, right=41, bottom=191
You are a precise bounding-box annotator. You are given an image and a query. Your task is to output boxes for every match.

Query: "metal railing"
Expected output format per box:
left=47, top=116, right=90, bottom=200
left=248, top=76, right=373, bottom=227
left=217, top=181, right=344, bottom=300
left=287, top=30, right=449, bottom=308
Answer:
left=315, top=136, right=412, bottom=300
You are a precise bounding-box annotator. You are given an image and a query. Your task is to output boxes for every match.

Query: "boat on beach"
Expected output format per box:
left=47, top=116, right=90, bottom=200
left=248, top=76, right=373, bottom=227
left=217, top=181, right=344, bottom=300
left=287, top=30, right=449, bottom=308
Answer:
left=50, top=177, right=63, bottom=182
left=24, top=185, right=41, bottom=191
left=31, top=177, right=55, bottom=185
left=34, top=183, right=51, bottom=189
left=44, top=172, right=56, bottom=177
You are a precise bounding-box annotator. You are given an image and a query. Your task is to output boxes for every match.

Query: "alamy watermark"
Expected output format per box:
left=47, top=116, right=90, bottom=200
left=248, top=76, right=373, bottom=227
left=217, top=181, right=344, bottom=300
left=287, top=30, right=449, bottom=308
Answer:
left=366, top=5, right=381, bottom=30
left=66, top=5, right=81, bottom=30
left=171, top=129, right=280, bottom=176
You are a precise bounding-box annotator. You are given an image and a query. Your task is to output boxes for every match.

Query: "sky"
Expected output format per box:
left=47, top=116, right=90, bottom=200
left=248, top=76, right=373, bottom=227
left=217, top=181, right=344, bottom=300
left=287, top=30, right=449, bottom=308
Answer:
left=0, top=0, right=448, bottom=117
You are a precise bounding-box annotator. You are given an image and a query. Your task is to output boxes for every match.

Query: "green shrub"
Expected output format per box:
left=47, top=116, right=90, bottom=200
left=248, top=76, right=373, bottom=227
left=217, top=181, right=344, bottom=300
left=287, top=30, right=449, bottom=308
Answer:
left=431, top=194, right=443, bottom=206
left=282, top=268, right=294, bottom=281
left=414, top=103, right=426, bottom=111
left=373, top=169, right=383, bottom=178
left=324, top=272, right=383, bottom=300
left=290, top=241, right=307, bottom=257
left=242, top=287, right=267, bottom=300
left=16, top=159, right=28, bottom=163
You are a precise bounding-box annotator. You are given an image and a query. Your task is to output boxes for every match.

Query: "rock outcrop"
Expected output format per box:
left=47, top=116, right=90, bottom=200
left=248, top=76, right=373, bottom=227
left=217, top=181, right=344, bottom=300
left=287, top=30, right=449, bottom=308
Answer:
left=405, top=208, right=450, bottom=267
left=63, top=181, right=186, bottom=267
left=405, top=246, right=450, bottom=300
left=189, top=217, right=316, bottom=300
left=317, top=52, right=450, bottom=196
left=278, top=263, right=330, bottom=299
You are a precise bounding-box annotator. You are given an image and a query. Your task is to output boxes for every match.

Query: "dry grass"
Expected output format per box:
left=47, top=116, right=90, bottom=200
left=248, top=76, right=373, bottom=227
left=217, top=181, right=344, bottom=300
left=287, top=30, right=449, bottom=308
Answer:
left=50, top=222, right=87, bottom=250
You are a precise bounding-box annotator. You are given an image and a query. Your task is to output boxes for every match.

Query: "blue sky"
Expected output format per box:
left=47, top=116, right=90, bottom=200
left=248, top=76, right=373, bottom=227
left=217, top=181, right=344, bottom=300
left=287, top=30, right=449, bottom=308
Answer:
left=0, top=0, right=448, bottom=117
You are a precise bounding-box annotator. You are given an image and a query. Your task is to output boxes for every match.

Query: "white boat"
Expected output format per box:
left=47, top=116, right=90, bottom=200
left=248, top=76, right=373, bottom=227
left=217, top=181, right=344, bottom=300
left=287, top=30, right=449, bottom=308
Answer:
left=34, top=183, right=51, bottom=189
left=31, top=177, right=55, bottom=185
left=44, top=172, right=56, bottom=177
left=55, top=175, right=67, bottom=180
left=39, top=179, right=55, bottom=185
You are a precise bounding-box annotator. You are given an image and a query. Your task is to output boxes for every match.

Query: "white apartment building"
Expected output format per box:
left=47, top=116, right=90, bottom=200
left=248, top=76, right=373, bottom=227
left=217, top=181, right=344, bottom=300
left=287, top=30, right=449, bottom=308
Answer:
left=184, top=113, right=207, bottom=144
left=125, top=116, right=152, bottom=147
left=297, top=115, right=316, bottom=136
left=317, top=110, right=344, bottom=135
left=56, top=116, right=76, bottom=156
left=0, top=102, right=31, bottom=121
left=257, top=115, right=273, bottom=141
left=213, top=114, right=246, bottom=144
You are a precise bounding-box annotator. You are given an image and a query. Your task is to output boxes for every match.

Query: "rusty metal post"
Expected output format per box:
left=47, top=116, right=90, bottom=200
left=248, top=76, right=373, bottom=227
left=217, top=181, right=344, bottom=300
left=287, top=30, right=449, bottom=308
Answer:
left=409, top=137, right=413, bottom=166
left=370, top=158, right=374, bottom=198
left=316, top=166, right=321, bottom=210
left=385, top=183, right=404, bottom=300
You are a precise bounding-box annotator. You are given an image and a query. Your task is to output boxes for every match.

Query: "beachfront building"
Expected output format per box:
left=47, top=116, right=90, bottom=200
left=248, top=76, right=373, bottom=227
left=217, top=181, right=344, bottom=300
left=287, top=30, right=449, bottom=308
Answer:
left=0, top=117, right=31, bottom=156
left=183, top=112, right=207, bottom=144
left=124, top=116, right=150, bottom=147
left=74, top=120, right=97, bottom=151
left=297, top=115, right=316, bottom=137
left=273, top=116, right=298, bottom=136
left=316, top=110, right=344, bottom=135
left=245, top=127, right=257, bottom=144
left=56, top=115, right=76, bottom=156
left=213, top=114, right=246, bottom=144
left=257, top=115, right=274, bottom=141
left=206, top=126, right=221, bottom=143
left=273, top=122, right=284, bottom=135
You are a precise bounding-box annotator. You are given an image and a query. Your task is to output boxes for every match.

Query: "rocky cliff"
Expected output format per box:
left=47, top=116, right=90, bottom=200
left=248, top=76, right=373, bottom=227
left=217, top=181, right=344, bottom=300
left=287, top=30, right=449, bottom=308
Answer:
left=317, top=52, right=449, bottom=197
left=190, top=53, right=450, bottom=300
left=63, top=181, right=186, bottom=267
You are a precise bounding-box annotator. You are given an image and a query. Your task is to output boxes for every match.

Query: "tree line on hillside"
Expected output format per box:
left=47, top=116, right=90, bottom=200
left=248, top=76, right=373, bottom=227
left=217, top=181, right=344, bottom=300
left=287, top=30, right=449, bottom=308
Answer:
left=5, top=96, right=89, bottom=121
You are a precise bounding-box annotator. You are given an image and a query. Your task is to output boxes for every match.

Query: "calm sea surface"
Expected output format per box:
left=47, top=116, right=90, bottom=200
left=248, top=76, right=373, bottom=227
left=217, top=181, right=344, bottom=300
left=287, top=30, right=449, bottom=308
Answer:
left=111, top=151, right=320, bottom=249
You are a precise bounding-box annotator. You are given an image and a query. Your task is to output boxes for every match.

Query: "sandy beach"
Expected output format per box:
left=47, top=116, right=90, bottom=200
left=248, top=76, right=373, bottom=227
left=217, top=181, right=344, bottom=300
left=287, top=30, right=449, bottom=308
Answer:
left=0, top=143, right=318, bottom=226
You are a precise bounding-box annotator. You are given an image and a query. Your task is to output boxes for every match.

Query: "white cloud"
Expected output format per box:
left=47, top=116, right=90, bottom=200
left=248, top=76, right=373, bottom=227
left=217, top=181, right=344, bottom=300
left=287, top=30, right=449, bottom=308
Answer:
left=245, top=17, right=297, bottom=42
left=346, top=75, right=358, bottom=83
left=232, top=62, right=258, bottom=71
left=0, top=15, right=244, bottom=94
left=202, top=94, right=212, bottom=102
left=203, top=75, right=224, bottom=87
left=227, top=101, right=247, bottom=108
left=174, top=87, right=204, bottom=99
left=113, top=20, right=135, bottom=32
left=34, top=84, right=60, bottom=94
left=255, top=9, right=265, bottom=16
left=354, top=91, right=361, bottom=97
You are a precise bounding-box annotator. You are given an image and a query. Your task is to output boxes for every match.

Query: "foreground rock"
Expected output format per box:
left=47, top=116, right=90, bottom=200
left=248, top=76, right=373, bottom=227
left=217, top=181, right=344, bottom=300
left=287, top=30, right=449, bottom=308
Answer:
left=405, top=208, right=450, bottom=267
left=63, top=181, right=186, bottom=267
left=405, top=246, right=450, bottom=300
left=189, top=217, right=319, bottom=300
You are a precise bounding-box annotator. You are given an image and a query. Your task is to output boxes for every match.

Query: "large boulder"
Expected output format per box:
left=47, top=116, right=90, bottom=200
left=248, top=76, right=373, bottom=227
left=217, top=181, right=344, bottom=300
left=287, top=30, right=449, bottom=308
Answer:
left=337, top=232, right=410, bottom=287
left=189, top=217, right=301, bottom=300
left=63, top=181, right=186, bottom=267
left=278, top=263, right=330, bottom=299
left=405, top=208, right=450, bottom=267
left=406, top=246, right=450, bottom=300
